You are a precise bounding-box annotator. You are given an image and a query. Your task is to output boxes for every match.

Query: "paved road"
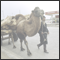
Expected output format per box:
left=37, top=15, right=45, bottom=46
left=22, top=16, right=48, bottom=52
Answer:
left=1, top=51, right=12, bottom=59
left=1, top=27, right=59, bottom=59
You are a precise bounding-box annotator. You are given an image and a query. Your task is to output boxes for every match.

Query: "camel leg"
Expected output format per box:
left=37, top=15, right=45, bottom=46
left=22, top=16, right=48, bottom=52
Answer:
left=20, top=40, right=25, bottom=51
left=24, top=39, right=32, bottom=56
left=8, top=38, right=11, bottom=45
left=1, top=36, right=3, bottom=46
left=8, top=36, right=11, bottom=45
left=11, top=33, right=16, bottom=48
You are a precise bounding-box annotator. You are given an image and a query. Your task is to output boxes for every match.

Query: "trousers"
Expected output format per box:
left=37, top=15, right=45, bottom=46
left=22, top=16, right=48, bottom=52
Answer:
left=38, top=42, right=47, bottom=51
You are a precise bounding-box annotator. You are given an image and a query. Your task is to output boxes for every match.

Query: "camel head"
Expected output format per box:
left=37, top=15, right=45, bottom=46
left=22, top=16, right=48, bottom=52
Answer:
left=32, top=7, right=44, bottom=18
left=6, top=16, right=17, bottom=27
left=32, top=7, right=41, bottom=17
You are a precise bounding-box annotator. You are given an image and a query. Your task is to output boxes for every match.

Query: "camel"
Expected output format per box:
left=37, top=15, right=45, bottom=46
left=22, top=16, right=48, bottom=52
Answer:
left=1, top=14, right=27, bottom=48
left=1, top=16, right=18, bottom=48
left=1, top=7, right=44, bottom=56
left=14, top=7, right=44, bottom=56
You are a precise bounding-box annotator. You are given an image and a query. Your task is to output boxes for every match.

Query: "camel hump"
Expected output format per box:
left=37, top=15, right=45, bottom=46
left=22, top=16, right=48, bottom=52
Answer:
left=14, top=14, right=26, bottom=20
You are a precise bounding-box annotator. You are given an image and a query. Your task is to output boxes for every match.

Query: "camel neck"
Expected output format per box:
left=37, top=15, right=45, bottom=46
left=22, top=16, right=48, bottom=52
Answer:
left=30, top=13, right=41, bottom=34
left=31, top=13, right=40, bottom=25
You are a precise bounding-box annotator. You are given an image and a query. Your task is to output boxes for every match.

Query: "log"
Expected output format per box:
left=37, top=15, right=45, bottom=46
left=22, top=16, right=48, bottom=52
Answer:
left=1, top=30, right=12, bottom=34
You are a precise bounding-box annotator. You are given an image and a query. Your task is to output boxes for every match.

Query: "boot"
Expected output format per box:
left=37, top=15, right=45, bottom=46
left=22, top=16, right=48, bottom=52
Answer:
left=37, top=43, right=43, bottom=49
left=37, top=44, right=40, bottom=49
left=44, top=44, right=49, bottom=53
left=44, top=50, right=49, bottom=53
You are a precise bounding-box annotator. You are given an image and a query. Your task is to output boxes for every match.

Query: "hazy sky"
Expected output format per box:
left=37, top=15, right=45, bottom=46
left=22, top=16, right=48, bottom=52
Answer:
left=1, top=1, right=59, bottom=19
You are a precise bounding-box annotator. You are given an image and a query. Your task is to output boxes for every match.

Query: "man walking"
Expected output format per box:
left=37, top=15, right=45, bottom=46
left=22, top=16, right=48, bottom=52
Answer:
left=37, top=16, right=49, bottom=53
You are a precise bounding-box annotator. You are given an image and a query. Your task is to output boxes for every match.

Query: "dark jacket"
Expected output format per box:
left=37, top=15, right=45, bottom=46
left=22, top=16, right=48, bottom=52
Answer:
left=38, top=22, right=49, bottom=44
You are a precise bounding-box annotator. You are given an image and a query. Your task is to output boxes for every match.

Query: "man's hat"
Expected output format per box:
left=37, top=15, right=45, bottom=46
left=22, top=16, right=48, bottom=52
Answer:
left=43, top=16, right=46, bottom=18
left=41, top=16, right=46, bottom=20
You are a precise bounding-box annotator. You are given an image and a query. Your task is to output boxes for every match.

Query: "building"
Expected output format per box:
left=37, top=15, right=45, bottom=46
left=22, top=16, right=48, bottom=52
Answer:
left=55, top=15, right=59, bottom=23
left=45, top=11, right=59, bottom=23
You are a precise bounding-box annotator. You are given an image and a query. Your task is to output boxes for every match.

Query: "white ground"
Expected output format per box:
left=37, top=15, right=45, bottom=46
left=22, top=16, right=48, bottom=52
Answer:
left=1, top=26, right=59, bottom=59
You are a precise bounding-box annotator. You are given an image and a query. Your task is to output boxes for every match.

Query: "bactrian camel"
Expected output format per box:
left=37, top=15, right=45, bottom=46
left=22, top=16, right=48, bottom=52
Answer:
left=1, top=7, right=44, bottom=56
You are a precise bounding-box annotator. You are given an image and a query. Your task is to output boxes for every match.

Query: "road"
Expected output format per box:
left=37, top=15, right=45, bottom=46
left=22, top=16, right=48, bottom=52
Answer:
left=1, top=26, right=59, bottom=59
